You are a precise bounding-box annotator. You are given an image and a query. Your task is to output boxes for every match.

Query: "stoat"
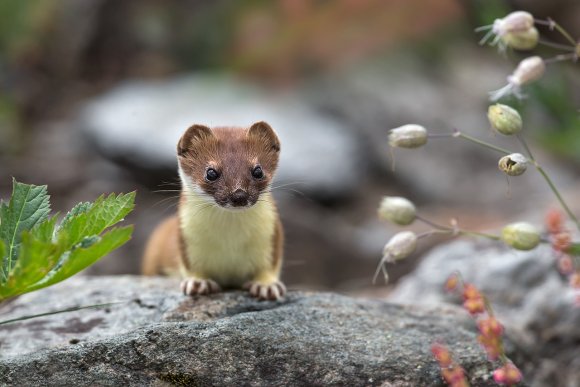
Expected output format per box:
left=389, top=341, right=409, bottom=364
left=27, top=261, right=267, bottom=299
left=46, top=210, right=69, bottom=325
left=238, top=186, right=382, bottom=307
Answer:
left=142, top=122, right=285, bottom=301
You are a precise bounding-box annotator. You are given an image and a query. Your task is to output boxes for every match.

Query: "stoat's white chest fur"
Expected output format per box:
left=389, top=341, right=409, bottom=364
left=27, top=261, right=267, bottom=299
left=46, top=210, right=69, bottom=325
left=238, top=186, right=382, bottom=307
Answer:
left=178, top=184, right=277, bottom=287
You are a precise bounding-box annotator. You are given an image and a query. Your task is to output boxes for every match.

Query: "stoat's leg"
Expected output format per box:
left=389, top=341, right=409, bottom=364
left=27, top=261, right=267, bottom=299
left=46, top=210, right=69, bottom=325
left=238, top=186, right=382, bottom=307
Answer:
left=180, top=277, right=221, bottom=296
left=244, top=218, right=285, bottom=301
left=244, top=271, right=286, bottom=301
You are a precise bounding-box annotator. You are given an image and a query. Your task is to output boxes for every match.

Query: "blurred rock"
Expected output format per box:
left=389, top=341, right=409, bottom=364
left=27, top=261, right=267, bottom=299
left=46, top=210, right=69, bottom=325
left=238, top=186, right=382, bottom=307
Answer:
left=390, top=239, right=580, bottom=386
left=0, top=276, right=514, bottom=386
left=78, top=74, right=364, bottom=200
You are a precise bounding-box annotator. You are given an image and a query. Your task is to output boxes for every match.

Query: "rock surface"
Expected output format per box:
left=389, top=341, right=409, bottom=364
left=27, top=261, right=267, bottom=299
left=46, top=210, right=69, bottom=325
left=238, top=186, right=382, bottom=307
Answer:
left=390, top=239, right=580, bottom=386
left=0, top=276, right=507, bottom=386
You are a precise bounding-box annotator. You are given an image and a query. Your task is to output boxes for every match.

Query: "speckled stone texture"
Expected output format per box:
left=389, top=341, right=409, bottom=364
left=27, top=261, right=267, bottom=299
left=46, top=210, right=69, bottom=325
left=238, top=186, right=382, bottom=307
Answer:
left=0, top=276, right=510, bottom=386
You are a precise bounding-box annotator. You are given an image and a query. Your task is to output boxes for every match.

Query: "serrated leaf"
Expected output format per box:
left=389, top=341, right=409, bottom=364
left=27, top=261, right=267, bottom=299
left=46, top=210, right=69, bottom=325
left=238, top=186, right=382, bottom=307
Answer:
left=58, top=202, right=92, bottom=231
left=24, top=225, right=133, bottom=293
left=59, top=192, right=135, bottom=247
left=0, top=179, right=50, bottom=277
left=0, top=229, right=60, bottom=300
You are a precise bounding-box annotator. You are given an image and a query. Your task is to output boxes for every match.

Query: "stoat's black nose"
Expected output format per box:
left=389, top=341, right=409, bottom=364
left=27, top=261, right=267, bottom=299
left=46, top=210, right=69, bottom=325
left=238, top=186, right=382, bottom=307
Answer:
left=230, top=189, right=249, bottom=207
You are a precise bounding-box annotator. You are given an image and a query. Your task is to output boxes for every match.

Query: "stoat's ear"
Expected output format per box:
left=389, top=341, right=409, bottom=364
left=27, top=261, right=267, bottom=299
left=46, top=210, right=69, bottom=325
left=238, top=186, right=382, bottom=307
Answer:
left=248, top=121, right=280, bottom=153
left=177, top=124, right=213, bottom=156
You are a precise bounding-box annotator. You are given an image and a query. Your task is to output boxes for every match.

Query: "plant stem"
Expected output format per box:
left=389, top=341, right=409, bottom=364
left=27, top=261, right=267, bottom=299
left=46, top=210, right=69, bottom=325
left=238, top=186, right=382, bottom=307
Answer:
left=459, top=230, right=501, bottom=241
left=416, top=214, right=449, bottom=230
left=538, top=39, right=576, bottom=52
left=544, top=53, right=577, bottom=64
left=0, top=302, right=122, bottom=326
left=515, top=135, right=580, bottom=231
left=455, top=131, right=512, bottom=155
left=535, top=18, right=578, bottom=47
left=416, top=214, right=501, bottom=241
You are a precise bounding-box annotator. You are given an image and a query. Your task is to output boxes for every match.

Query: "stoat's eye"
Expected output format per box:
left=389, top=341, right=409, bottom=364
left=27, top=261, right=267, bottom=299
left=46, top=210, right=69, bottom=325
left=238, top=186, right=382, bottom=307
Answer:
left=205, top=168, right=220, bottom=182
left=251, top=165, right=264, bottom=179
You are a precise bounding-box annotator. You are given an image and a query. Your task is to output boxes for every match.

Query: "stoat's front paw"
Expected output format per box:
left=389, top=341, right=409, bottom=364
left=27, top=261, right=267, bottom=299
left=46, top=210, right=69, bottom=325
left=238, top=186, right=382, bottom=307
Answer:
left=180, top=278, right=221, bottom=296
left=244, top=281, right=286, bottom=301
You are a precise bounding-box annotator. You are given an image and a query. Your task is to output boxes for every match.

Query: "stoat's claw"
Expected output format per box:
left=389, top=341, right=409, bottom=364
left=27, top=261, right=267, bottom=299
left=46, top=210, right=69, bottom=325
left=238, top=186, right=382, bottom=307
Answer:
left=180, top=278, right=221, bottom=296
left=244, top=281, right=286, bottom=301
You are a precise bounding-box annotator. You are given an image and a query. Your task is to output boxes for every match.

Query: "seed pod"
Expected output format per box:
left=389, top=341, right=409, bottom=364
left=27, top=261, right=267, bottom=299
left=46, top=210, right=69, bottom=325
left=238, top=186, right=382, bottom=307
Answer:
left=388, top=125, right=428, bottom=149
left=498, top=153, right=528, bottom=176
left=510, top=56, right=545, bottom=87
left=502, top=222, right=541, bottom=250
left=383, top=231, right=417, bottom=262
left=501, top=26, right=539, bottom=50
left=488, top=104, right=522, bottom=135
left=377, top=196, right=416, bottom=225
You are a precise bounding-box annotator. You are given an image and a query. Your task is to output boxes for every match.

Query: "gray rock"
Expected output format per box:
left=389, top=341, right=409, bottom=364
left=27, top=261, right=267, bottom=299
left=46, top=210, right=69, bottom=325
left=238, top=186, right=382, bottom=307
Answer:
left=0, top=276, right=509, bottom=386
left=78, top=75, right=363, bottom=199
left=390, top=239, right=580, bottom=386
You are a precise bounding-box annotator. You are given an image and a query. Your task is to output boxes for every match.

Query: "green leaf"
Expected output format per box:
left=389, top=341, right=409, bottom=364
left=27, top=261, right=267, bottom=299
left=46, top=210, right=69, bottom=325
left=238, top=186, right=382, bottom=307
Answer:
left=59, top=192, right=135, bottom=247
left=0, top=179, right=50, bottom=279
left=0, top=217, right=60, bottom=299
left=58, top=202, right=92, bottom=231
left=568, top=243, right=580, bottom=256
left=0, top=241, right=4, bottom=282
left=24, top=225, right=134, bottom=293
left=0, top=184, right=135, bottom=303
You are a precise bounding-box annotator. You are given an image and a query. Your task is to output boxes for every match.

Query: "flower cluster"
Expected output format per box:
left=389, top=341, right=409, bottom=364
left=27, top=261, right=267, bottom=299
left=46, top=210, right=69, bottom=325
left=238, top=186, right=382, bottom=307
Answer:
left=477, top=11, right=537, bottom=51
left=475, top=10, right=579, bottom=101
left=442, top=274, right=523, bottom=385
left=545, top=209, right=580, bottom=304
left=431, top=343, right=469, bottom=387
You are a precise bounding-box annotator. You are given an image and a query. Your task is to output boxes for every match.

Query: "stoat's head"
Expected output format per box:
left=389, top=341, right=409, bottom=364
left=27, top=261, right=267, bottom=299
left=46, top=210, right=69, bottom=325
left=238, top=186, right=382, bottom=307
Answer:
left=177, top=121, right=281, bottom=210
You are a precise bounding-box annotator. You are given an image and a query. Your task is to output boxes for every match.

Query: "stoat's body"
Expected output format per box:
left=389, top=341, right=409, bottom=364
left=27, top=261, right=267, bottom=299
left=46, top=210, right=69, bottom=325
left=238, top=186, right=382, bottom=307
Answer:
left=142, top=122, right=285, bottom=300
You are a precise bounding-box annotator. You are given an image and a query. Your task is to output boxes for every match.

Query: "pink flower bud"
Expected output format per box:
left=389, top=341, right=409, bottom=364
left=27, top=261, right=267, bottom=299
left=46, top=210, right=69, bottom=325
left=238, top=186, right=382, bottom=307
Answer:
left=493, top=363, right=523, bottom=385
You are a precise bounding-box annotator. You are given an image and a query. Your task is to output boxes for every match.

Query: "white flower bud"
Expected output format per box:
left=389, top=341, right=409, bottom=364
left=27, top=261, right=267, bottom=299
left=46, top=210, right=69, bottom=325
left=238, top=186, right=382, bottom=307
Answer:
left=501, top=27, right=539, bottom=50
left=377, top=196, right=416, bottom=225
left=510, top=56, right=545, bottom=86
left=388, top=125, right=428, bottom=149
left=383, top=231, right=417, bottom=262
left=488, top=104, right=522, bottom=135
left=490, top=56, right=545, bottom=101
left=498, top=153, right=528, bottom=176
left=493, top=11, right=534, bottom=36
left=478, top=11, right=535, bottom=49
left=502, top=222, right=540, bottom=250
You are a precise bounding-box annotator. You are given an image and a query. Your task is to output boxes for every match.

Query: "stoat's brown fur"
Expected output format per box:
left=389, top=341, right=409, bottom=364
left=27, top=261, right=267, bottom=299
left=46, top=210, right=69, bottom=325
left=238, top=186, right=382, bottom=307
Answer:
left=142, top=122, right=285, bottom=300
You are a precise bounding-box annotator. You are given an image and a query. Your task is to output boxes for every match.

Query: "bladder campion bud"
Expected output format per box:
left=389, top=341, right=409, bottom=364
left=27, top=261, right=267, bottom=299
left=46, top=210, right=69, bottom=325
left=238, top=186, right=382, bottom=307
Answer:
left=501, top=27, right=539, bottom=50
left=383, top=231, right=417, bottom=262
left=498, top=153, right=528, bottom=176
left=488, top=104, right=522, bottom=135
left=511, top=56, right=545, bottom=86
left=490, top=56, right=545, bottom=101
left=478, top=11, right=535, bottom=51
left=495, top=11, right=534, bottom=35
left=388, top=125, right=428, bottom=149
left=377, top=196, right=416, bottom=225
left=502, top=222, right=541, bottom=250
